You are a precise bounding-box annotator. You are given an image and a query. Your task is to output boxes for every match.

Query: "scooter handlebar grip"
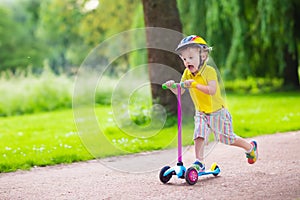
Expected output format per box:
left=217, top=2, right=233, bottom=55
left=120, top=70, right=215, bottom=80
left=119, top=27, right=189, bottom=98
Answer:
left=162, top=84, right=168, bottom=90
left=180, top=82, right=185, bottom=89
left=162, top=83, right=178, bottom=89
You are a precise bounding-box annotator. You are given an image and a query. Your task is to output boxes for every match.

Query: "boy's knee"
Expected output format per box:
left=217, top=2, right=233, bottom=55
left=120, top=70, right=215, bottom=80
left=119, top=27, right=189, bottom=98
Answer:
left=194, top=137, right=205, bottom=144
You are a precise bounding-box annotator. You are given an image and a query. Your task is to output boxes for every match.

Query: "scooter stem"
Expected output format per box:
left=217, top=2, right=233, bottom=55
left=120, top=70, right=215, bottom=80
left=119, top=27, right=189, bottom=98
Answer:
left=177, top=84, right=182, bottom=163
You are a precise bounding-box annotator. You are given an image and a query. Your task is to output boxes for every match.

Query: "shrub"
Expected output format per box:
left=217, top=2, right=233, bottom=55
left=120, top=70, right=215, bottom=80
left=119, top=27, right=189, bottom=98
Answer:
left=0, top=68, right=73, bottom=116
left=224, top=77, right=283, bottom=93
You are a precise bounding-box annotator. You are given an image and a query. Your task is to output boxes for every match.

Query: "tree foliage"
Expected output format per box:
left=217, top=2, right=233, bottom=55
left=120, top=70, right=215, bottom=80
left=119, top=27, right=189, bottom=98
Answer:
left=38, top=0, right=85, bottom=72
left=79, top=0, right=141, bottom=75
left=0, top=0, right=141, bottom=73
left=80, top=0, right=140, bottom=46
left=0, top=1, right=46, bottom=71
left=0, top=0, right=298, bottom=88
left=177, top=0, right=299, bottom=87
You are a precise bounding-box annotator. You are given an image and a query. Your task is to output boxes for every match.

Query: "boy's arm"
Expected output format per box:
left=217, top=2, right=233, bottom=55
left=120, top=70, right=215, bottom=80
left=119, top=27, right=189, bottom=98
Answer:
left=191, top=66, right=218, bottom=95
left=194, top=80, right=217, bottom=95
left=182, top=79, right=216, bottom=95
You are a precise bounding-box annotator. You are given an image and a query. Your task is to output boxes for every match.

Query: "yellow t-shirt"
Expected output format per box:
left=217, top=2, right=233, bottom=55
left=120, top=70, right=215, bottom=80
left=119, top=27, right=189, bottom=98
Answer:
left=181, top=62, right=225, bottom=113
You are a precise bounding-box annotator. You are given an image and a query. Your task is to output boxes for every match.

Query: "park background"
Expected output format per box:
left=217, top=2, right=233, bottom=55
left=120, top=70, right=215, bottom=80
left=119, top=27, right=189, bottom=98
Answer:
left=0, top=0, right=299, bottom=172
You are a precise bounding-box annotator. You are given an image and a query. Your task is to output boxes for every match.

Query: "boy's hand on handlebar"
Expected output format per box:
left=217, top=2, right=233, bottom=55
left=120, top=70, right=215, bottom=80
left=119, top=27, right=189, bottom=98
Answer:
left=163, top=80, right=197, bottom=90
left=183, top=80, right=196, bottom=88
left=165, top=80, right=175, bottom=88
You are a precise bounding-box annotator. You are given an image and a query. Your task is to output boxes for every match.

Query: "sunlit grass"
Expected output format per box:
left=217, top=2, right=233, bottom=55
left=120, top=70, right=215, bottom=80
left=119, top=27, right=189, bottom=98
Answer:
left=227, top=92, right=300, bottom=137
left=0, top=106, right=193, bottom=173
left=0, top=92, right=300, bottom=172
left=0, top=109, right=93, bottom=172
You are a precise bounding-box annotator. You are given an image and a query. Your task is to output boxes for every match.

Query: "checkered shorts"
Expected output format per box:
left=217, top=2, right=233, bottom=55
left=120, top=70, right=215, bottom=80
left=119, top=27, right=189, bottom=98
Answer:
left=194, top=108, right=237, bottom=144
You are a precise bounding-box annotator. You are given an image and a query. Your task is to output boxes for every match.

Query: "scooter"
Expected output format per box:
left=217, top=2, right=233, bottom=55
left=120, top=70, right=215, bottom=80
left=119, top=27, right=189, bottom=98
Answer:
left=159, top=82, right=220, bottom=185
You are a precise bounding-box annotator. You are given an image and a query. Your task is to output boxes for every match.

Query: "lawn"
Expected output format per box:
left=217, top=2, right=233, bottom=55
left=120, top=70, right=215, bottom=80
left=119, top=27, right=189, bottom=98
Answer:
left=227, top=92, right=300, bottom=137
left=0, top=92, right=299, bottom=172
left=0, top=110, right=92, bottom=172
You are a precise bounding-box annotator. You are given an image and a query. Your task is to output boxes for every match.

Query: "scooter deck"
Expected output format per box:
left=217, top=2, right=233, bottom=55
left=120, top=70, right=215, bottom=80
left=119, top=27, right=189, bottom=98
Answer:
left=163, top=165, right=220, bottom=177
left=198, top=167, right=220, bottom=177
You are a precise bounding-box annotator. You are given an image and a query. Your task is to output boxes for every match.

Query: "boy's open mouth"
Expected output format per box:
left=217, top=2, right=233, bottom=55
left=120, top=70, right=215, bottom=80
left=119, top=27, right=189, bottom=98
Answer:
left=188, top=65, right=195, bottom=70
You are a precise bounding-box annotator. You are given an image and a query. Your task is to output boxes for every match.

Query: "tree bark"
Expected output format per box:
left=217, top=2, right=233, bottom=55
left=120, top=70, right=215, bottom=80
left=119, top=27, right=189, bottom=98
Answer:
left=283, top=1, right=300, bottom=89
left=142, top=0, right=184, bottom=114
left=283, top=45, right=299, bottom=89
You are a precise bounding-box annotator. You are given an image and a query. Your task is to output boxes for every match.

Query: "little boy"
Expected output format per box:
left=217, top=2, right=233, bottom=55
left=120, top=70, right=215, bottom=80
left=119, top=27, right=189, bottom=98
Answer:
left=164, top=35, right=258, bottom=172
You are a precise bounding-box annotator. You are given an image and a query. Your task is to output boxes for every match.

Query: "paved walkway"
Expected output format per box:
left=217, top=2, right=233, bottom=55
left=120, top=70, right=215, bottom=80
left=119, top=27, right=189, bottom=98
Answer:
left=0, top=131, right=299, bottom=200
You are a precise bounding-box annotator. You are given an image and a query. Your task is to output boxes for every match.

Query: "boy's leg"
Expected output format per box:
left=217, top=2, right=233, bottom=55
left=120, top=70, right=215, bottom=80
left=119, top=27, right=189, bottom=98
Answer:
left=212, top=109, right=258, bottom=164
left=230, top=138, right=258, bottom=164
left=194, top=137, right=205, bottom=162
left=229, top=138, right=258, bottom=164
left=193, top=112, right=209, bottom=171
left=193, top=137, right=206, bottom=172
left=231, top=137, right=252, bottom=151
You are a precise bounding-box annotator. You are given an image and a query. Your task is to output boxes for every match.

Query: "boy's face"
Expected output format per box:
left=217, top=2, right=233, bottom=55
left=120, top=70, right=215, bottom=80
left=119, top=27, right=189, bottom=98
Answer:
left=179, top=47, right=201, bottom=74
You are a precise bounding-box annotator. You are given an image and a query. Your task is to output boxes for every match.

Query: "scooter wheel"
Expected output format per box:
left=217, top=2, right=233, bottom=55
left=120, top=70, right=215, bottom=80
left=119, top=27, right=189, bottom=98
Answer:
left=159, top=166, right=172, bottom=183
left=185, top=167, right=198, bottom=185
left=210, top=162, right=220, bottom=177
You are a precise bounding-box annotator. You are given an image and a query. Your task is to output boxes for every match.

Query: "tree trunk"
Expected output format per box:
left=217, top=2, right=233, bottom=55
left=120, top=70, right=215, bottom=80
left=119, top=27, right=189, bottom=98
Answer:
left=283, top=45, right=300, bottom=89
left=142, top=0, right=184, bottom=114
left=283, top=1, right=300, bottom=89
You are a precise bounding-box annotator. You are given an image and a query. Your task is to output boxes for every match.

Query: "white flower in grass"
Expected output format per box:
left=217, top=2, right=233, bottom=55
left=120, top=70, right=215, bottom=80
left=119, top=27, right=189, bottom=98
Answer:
left=65, top=132, right=76, bottom=137
left=33, top=145, right=45, bottom=152
left=17, top=132, right=23, bottom=136
left=64, top=144, right=72, bottom=149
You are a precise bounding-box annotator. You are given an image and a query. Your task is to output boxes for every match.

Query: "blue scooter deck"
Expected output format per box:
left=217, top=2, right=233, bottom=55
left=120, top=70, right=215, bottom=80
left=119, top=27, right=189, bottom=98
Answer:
left=198, top=167, right=220, bottom=177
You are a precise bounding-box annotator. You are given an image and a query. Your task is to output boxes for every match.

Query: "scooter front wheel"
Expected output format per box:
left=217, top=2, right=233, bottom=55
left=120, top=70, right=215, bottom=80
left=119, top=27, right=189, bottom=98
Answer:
left=185, top=167, right=198, bottom=185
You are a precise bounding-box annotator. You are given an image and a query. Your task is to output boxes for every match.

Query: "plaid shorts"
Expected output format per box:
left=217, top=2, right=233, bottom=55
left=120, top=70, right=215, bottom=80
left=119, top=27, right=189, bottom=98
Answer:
left=194, top=108, right=237, bottom=144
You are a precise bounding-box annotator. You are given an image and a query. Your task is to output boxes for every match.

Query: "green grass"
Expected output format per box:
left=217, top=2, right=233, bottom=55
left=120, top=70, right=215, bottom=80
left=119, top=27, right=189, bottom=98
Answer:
left=0, top=92, right=300, bottom=172
left=227, top=92, right=300, bottom=137
left=0, top=109, right=93, bottom=172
